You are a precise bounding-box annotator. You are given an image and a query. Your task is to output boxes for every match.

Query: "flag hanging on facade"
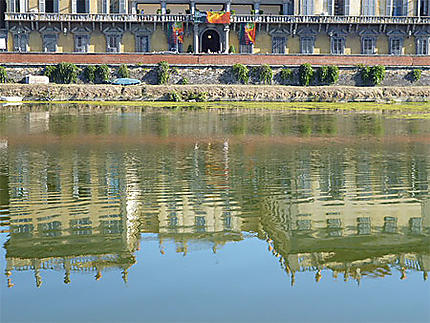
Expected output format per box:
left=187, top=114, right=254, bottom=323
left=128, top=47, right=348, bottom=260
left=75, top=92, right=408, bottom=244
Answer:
left=241, top=23, right=256, bottom=45
left=206, top=11, right=231, bottom=24
left=169, top=22, right=184, bottom=44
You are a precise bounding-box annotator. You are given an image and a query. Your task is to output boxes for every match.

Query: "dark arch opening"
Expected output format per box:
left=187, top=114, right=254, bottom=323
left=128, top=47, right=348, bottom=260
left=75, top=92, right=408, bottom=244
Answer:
left=201, top=29, right=220, bottom=53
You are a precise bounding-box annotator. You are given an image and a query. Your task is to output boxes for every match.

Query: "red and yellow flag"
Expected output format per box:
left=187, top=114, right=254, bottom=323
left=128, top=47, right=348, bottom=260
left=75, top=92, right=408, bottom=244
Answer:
left=244, top=23, right=256, bottom=45
left=172, top=22, right=184, bottom=43
left=206, top=11, right=231, bottom=24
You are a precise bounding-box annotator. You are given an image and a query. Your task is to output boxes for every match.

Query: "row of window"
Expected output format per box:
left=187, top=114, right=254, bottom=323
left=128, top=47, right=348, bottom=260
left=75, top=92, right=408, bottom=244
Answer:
left=12, top=33, right=430, bottom=55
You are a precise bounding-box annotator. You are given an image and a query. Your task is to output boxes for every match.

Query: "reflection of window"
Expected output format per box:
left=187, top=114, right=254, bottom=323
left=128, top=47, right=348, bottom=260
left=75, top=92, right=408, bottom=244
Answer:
left=383, top=216, right=397, bottom=233
left=331, top=37, right=344, bottom=54
left=416, top=37, right=429, bottom=55
left=107, top=35, right=121, bottom=52
left=409, top=218, right=422, bottom=234
left=362, top=37, right=375, bottom=54
left=13, top=33, right=28, bottom=52
left=43, top=34, right=57, bottom=52
left=101, top=220, right=123, bottom=234
left=75, top=34, right=89, bottom=52
left=362, top=0, right=375, bottom=15
left=70, top=217, right=92, bottom=228
left=224, top=214, right=232, bottom=229
left=136, top=35, right=149, bottom=52
left=390, top=38, right=403, bottom=55
left=327, top=218, right=342, bottom=237
left=357, top=217, right=371, bottom=235
left=301, top=37, right=314, bottom=54
left=195, top=216, right=206, bottom=232
left=272, top=36, right=286, bottom=54
left=296, top=219, right=311, bottom=231
left=240, top=44, right=253, bottom=54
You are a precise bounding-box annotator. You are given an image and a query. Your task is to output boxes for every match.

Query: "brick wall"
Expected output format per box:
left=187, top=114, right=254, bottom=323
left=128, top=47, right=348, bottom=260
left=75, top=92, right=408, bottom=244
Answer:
left=1, top=53, right=430, bottom=66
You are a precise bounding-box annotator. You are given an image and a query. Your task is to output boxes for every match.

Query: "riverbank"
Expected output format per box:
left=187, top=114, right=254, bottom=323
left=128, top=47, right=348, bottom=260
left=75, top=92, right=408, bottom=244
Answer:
left=1, top=84, right=430, bottom=103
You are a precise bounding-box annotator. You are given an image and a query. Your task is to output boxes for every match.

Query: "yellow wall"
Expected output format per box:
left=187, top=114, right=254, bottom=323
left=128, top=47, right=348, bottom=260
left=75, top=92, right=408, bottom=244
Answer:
left=28, top=0, right=38, bottom=12
left=229, top=30, right=240, bottom=53
left=376, top=35, right=389, bottom=54
left=183, top=34, right=193, bottom=53
left=7, top=32, right=13, bottom=51
left=315, top=34, right=330, bottom=54
left=57, top=33, right=74, bottom=53
left=288, top=36, right=300, bottom=54
left=167, top=4, right=190, bottom=14
left=59, top=0, right=69, bottom=13
left=122, top=31, right=135, bottom=52
left=151, top=26, right=168, bottom=52
left=314, top=0, right=323, bottom=14
left=404, top=37, right=415, bottom=55
left=28, top=31, right=42, bottom=51
left=259, top=5, right=281, bottom=14
left=91, top=30, right=105, bottom=53
left=90, top=0, right=99, bottom=14
left=254, top=31, right=271, bottom=54
left=346, top=35, right=361, bottom=54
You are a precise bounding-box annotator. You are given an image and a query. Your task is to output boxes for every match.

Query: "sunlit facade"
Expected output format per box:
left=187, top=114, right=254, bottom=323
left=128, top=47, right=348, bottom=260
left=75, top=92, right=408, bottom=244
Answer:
left=0, top=0, right=430, bottom=54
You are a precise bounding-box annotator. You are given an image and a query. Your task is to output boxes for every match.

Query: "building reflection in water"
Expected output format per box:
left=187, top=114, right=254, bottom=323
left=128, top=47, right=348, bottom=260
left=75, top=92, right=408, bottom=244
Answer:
left=1, top=110, right=429, bottom=287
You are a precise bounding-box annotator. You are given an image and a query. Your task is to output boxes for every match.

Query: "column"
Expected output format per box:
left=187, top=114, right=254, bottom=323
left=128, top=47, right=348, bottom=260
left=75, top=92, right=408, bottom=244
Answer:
left=19, top=0, right=26, bottom=12
left=161, top=0, right=166, bottom=14
left=193, top=23, right=199, bottom=53
left=225, top=1, right=231, bottom=12
left=254, top=1, right=260, bottom=14
left=72, top=0, right=77, bottom=13
left=224, top=25, right=229, bottom=53
left=190, top=0, right=195, bottom=14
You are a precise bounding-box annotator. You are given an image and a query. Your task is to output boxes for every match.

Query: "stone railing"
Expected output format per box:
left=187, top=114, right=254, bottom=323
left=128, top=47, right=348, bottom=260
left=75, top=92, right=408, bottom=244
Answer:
left=231, top=14, right=430, bottom=24
left=4, top=12, right=192, bottom=23
left=5, top=12, right=430, bottom=25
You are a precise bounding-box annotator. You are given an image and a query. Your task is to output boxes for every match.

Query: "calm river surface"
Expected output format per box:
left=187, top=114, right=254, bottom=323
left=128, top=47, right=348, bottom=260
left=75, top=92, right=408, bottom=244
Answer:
left=0, top=105, right=429, bottom=323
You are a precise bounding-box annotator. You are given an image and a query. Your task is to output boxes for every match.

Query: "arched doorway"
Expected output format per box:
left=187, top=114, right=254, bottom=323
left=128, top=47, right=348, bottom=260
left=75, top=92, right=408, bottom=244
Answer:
left=201, top=29, right=220, bottom=53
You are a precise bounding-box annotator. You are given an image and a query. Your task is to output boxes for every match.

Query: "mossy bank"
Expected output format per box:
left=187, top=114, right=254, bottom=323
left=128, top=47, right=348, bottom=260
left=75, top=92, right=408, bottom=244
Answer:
left=1, top=84, right=430, bottom=103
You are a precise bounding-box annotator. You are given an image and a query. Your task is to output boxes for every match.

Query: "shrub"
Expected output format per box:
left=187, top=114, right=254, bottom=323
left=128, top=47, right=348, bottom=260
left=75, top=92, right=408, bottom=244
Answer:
left=317, top=65, right=339, bottom=85
left=258, top=64, right=273, bottom=85
left=117, top=64, right=130, bottom=78
left=180, top=77, right=189, bottom=85
left=187, top=91, right=208, bottom=102
left=299, top=63, right=314, bottom=86
left=229, top=45, right=236, bottom=53
left=44, top=63, right=79, bottom=84
left=0, top=66, right=8, bottom=83
left=359, top=65, right=385, bottom=86
left=232, top=63, right=249, bottom=84
left=412, top=69, right=422, bottom=82
left=280, top=67, right=293, bottom=84
left=157, top=61, right=171, bottom=84
left=95, top=64, right=110, bottom=84
left=83, top=65, right=96, bottom=83
left=168, top=90, right=182, bottom=102
left=327, top=65, right=340, bottom=84
left=317, top=66, right=329, bottom=84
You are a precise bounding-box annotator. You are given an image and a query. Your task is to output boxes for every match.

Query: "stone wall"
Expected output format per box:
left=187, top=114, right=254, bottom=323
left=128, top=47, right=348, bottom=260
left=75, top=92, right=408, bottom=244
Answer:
left=3, top=64, right=430, bottom=87
left=1, top=84, right=430, bottom=102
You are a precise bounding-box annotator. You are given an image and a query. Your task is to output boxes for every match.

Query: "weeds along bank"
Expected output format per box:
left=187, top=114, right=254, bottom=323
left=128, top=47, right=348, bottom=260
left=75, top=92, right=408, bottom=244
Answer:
left=1, top=84, right=430, bottom=103
left=0, top=62, right=430, bottom=87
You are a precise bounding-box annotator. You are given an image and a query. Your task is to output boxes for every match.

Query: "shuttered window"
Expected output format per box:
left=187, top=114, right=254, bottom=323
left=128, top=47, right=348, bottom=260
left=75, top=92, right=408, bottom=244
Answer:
left=272, top=36, right=286, bottom=54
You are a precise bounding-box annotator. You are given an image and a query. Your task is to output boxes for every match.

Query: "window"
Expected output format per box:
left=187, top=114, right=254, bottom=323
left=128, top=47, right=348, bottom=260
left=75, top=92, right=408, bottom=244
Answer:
left=106, top=35, right=120, bottom=52
left=300, top=37, right=314, bottom=54
left=362, top=0, right=376, bottom=15
left=331, top=37, right=344, bottom=54
left=43, top=34, right=57, bottom=52
left=383, top=216, right=397, bottom=233
left=136, top=35, right=149, bottom=52
left=272, top=36, right=286, bottom=54
left=420, top=0, right=430, bottom=16
left=389, top=0, right=407, bottom=16
left=302, top=0, right=313, bottom=14
left=240, top=44, right=253, bottom=54
left=75, top=34, right=89, bottom=52
left=357, top=217, right=371, bottom=235
left=416, top=37, right=429, bottom=55
left=361, top=37, right=375, bottom=54
left=13, top=33, right=28, bottom=52
left=390, top=38, right=402, bottom=55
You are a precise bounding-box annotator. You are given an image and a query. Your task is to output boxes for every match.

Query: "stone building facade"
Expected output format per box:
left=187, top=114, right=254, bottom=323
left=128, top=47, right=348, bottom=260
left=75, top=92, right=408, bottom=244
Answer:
left=0, top=0, right=429, bottom=55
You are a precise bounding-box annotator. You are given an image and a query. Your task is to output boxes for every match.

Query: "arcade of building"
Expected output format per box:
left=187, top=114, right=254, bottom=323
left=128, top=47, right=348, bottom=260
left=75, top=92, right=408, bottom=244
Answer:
left=0, top=0, right=430, bottom=55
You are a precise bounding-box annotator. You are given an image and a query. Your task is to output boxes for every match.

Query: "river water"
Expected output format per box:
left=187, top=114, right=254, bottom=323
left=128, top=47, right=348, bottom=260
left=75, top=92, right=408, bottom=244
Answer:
left=0, top=105, right=429, bottom=322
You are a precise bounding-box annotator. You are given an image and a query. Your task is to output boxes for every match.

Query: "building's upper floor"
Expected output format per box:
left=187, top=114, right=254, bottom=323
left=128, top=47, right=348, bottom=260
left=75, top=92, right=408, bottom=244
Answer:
left=3, top=0, right=430, bottom=21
